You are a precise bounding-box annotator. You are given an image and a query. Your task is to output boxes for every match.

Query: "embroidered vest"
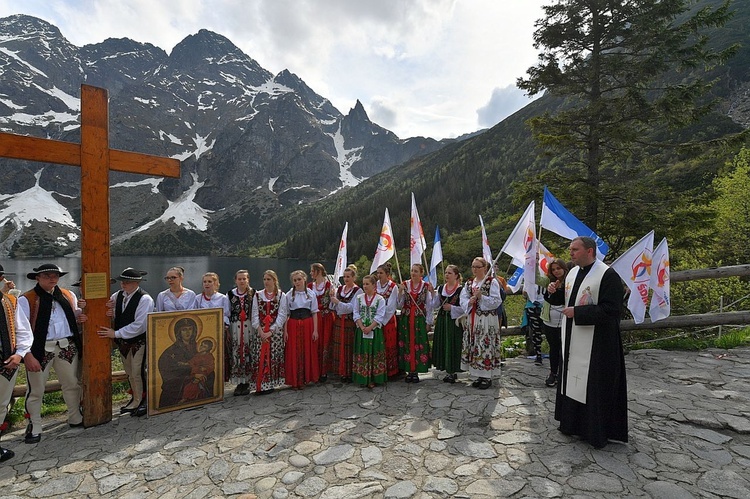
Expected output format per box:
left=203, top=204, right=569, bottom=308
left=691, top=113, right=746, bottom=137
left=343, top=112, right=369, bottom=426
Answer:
left=0, top=293, right=17, bottom=359
left=228, top=288, right=254, bottom=322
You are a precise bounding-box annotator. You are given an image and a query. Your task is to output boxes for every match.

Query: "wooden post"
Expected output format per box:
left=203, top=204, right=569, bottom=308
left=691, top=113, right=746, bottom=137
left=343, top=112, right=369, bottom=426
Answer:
left=79, top=85, right=113, bottom=425
left=0, top=84, right=180, bottom=426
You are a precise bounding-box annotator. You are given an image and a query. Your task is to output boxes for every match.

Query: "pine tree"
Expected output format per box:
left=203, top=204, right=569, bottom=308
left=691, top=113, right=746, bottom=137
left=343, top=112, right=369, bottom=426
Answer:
left=517, top=0, right=737, bottom=232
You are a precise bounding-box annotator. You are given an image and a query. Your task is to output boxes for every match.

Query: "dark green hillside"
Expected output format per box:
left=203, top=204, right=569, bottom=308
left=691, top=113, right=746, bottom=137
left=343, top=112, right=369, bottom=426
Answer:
left=256, top=0, right=750, bottom=266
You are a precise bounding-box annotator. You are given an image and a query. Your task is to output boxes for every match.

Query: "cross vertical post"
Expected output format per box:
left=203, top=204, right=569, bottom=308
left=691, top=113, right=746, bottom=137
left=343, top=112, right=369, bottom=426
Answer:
left=80, top=86, right=113, bottom=425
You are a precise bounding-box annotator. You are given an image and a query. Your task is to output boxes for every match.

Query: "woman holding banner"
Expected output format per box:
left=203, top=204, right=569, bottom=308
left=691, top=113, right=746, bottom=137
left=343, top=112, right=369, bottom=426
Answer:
left=430, top=264, right=464, bottom=383
left=460, top=257, right=503, bottom=389
left=329, top=265, right=362, bottom=382
left=397, top=264, right=435, bottom=383
left=308, top=263, right=334, bottom=381
left=375, top=262, right=399, bottom=377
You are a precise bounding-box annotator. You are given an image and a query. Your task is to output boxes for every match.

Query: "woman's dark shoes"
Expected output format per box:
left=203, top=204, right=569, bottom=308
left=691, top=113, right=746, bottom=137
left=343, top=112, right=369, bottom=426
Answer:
left=0, top=447, right=14, bottom=462
left=120, top=406, right=135, bottom=415
left=233, top=383, right=250, bottom=396
left=545, top=373, right=557, bottom=387
left=476, top=378, right=492, bottom=390
left=471, top=379, right=481, bottom=388
left=443, top=373, right=457, bottom=384
left=411, top=373, right=420, bottom=383
left=341, top=376, right=351, bottom=383
left=319, top=375, right=328, bottom=382
left=254, top=389, right=274, bottom=396
left=535, top=354, right=543, bottom=365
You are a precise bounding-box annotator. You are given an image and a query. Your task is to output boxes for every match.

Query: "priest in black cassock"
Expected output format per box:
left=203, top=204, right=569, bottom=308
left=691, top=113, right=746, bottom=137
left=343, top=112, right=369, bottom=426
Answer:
left=555, top=236, right=627, bottom=449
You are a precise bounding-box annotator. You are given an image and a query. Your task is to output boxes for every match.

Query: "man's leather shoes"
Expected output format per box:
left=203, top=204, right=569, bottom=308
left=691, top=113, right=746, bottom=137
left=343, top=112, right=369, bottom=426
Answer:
left=0, top=447, right=14, bottom=462
left=120, top=406, right=135, bottom=415
left=24, top=432, right=41, bottom=444
left=131, top=403, right=147, bottom=417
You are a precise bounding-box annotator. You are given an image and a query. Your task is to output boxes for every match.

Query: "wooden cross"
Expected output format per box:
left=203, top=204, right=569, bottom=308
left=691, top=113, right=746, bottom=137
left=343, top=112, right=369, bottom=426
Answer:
left=0, top=84, right=180, bottom=426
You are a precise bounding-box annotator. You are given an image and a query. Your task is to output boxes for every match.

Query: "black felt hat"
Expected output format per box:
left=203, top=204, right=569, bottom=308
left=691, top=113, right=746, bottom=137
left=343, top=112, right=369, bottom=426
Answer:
left=27, top=263, right=68, bottom=280
left=115, top=268, right=148, bottom=281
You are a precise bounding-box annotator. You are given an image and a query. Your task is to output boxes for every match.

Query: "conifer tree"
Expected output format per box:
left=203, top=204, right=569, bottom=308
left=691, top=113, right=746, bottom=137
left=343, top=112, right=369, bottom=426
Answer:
left=517, top=0, right=737, bottom=232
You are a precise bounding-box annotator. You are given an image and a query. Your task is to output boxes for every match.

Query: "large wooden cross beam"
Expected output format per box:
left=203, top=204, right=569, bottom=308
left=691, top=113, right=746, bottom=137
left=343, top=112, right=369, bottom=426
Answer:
left=0, top=84, right=180, bottom=426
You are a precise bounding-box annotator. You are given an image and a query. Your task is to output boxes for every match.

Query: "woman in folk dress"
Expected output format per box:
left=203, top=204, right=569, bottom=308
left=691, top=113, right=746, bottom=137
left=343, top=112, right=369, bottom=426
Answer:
left=352, top=274, right=387, bottom=388
left=375, top=262, right=400, bottom=377
left=226, top=270, right=255, bottom=395
left=460, top=257, right=503, bottom=390
left=308, top=263, right=333, bottom=381
left=397, top=264, right=435, bottom=383
left=430, top=264, right=465, bottom=383
left=284, top=270, right=319, bottom=390
left=250, top=270, right=287, bottom=395
left=329, top=265, right=362, bottom=383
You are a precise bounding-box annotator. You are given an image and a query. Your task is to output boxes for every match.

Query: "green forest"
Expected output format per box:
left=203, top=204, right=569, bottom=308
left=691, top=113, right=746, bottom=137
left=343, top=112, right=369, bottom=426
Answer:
left=249, top=1, right=748, bottom=286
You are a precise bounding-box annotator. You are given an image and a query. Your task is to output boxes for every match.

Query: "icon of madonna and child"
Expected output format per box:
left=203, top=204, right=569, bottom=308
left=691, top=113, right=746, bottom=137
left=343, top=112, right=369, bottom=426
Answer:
left=148, top=309, right=224, bottom=415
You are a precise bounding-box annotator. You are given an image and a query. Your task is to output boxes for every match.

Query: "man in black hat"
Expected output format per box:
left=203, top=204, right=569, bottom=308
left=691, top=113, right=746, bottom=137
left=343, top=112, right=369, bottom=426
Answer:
left=0, top=264, right=33, bottom=462
left=97, top=268, right=153, bottom=417
left=19, top=264, right=87, bottom=443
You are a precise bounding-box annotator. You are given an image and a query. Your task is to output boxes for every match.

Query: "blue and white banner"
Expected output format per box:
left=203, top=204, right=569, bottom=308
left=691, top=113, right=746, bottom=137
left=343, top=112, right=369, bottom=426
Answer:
left=540, top=186, right=609, bottom=260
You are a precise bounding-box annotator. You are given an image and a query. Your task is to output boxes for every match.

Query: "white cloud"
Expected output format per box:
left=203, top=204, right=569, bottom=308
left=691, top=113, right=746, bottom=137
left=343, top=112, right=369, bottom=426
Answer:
left=1, top=0, right=546, bottom=139
left=477, top=84, right=539, bottom=128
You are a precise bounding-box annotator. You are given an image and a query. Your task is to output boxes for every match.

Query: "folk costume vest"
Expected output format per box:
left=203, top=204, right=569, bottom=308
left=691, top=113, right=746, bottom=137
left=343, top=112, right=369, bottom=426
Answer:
left=0, top=292, right=18, bottom=361
left=114, top=288, right=147, bottom=355
left=228, top=288, right=255, bottom=323
left=561, top=259, right=608, bottom=404
left=308, top=281, right=332, bottom=316
left=23, top=286, right=79, bottom=362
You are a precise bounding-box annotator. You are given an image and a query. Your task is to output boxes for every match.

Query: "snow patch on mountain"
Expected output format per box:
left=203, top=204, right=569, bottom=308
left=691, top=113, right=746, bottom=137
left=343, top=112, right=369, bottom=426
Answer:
left=35, top=84, right=80, bottom=111
left=0, top=47, right=48, bottom=77
left=0, top=170, right=77, bottom=228
left=170, top=132, right=215, bottom=161
left=111, top=177, right=163, bottom=194
left=327, top=124, right=364, bottom=189
left=113, top=173, right=212, bottom=243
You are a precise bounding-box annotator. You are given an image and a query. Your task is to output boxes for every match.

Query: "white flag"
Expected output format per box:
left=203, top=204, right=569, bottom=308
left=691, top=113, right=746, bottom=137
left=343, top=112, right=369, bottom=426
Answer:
left=428, top=225, right=443, bottom=287
left=500, top=201, right=535, bottom=265
left=410, top=193, right=427, bottom=268
left=479, top=215, right=493, bottom=264
left=649, top=238, right=670, bottom=322
left=522, top=202, right=538, bottom=302
left=611, top=230, right=654, bottom=324
left=538, top=239, right=555, bottom=278
left=333, top=222, right=348, bottom=284
left=370, top=209, right=395, bottom=273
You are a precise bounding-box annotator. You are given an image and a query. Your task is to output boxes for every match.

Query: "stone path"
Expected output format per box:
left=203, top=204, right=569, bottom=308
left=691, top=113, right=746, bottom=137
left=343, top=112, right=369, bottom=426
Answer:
left=1, top=347, right=749, bottom=498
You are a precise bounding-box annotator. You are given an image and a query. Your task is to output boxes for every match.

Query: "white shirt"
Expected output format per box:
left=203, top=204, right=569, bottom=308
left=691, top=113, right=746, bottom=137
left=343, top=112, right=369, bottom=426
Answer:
left=376, top=280, right=399, bottom=323
left=286, top=288, right=319, bottom=313
left=194, top=292, right=231, bottom=325
left=18, top=289, right=82, bottom=341
left=156, top=288, right=197, bottom=312
left=110, top=288, right=155, bottom=340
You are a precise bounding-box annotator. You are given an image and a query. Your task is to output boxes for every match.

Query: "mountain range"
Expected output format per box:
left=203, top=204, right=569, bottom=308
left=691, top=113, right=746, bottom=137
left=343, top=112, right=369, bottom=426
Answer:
left=0, top=14, right=452, bottom=257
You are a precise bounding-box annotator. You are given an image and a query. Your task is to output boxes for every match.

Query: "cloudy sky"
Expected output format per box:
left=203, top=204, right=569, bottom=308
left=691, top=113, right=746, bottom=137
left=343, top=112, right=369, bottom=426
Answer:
left=1, top=0, right=546, bottom=140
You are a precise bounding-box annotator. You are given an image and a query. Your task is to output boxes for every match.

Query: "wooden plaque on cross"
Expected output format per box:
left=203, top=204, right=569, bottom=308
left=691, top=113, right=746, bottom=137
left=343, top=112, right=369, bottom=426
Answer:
left=0, top=84, right=180, bottom=427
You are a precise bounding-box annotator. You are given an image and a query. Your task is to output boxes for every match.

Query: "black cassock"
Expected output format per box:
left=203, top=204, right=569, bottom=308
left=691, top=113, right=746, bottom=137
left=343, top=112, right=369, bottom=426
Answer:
left=555, top=262, right=628, bottom=448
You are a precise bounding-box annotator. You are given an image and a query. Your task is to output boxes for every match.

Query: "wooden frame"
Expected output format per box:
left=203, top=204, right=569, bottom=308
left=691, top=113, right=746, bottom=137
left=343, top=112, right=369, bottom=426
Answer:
left=147, top=308, right=224, bottom=416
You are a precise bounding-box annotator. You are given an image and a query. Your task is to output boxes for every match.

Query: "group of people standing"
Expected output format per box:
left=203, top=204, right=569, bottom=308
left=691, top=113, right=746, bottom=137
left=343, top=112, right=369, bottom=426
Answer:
left=0, top=235, right=629, bottom=463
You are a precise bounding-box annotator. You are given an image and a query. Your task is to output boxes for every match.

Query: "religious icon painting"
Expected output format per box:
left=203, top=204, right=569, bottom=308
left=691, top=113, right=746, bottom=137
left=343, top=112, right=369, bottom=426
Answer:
left=147, top=308, right=224, bottom=416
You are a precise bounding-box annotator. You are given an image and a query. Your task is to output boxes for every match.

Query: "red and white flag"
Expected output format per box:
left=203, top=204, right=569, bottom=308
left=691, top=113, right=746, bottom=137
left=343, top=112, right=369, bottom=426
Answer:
left=649, top=237, right=670, bottom=322
left=333, top=222, right=348, bottom=284
left=370, top=209, right=396, bottom=273
left=538, top=240, right=555, bottom=278
left=611, top=230, right=654, bottom=324
left=500, top=201, right=537, bottom=299
left=410, top=193, right=427, bottom=268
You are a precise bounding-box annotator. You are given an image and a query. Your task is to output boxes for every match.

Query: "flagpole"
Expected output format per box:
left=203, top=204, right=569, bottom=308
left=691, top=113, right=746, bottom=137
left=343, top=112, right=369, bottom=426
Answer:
left=393, top=249, right=404, bottom=283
